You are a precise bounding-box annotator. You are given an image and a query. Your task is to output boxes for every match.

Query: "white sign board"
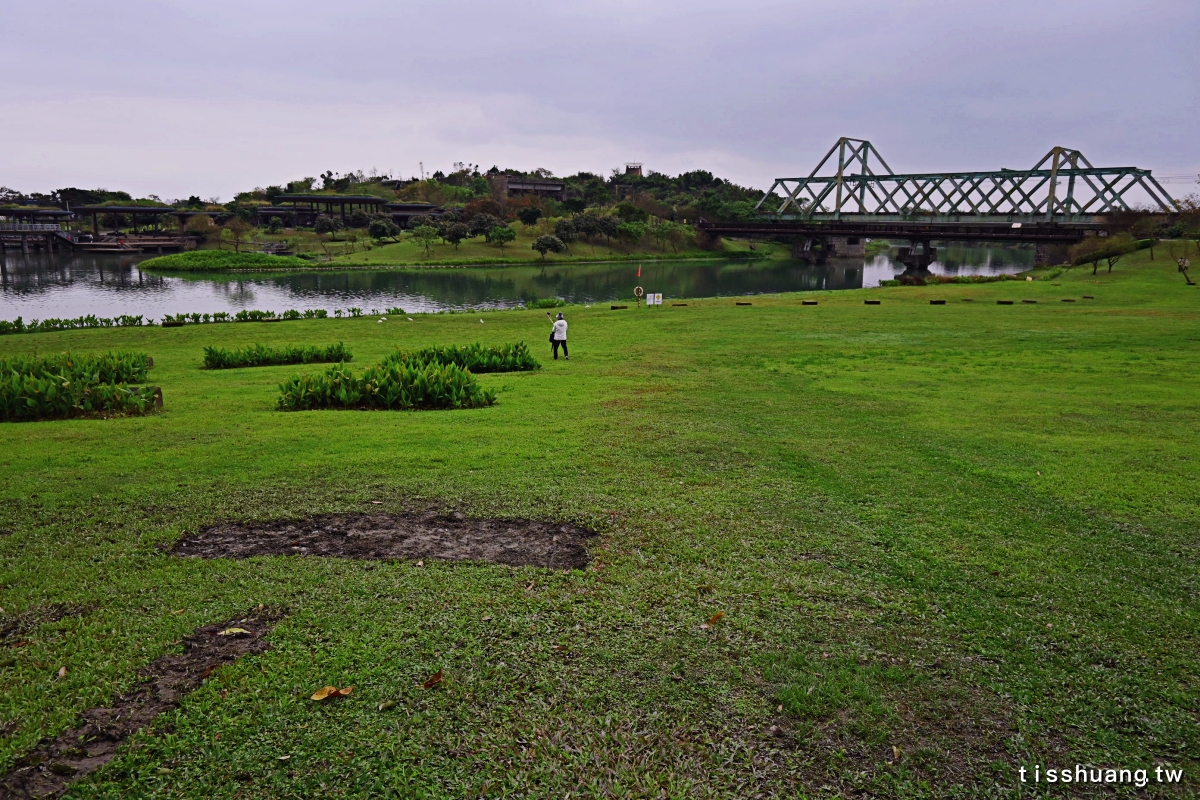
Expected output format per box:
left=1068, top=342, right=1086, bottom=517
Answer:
left=649, top=293, right=663, bottom=305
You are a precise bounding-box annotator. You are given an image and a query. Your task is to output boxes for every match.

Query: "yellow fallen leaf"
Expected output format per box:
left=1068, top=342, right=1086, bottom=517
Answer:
left=218, top=627, right=251, bottom=637
left=172, top=609, right=186, bottom=615
left=378, top=700, right=397, bottom=711
left=892, top=745, right=902, bottom=760
left=310, top=685, right=354, bottom=701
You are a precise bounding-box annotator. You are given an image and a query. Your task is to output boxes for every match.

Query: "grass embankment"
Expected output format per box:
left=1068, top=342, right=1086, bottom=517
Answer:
left=0, top=249, right=1197, bottom=797
left=139, top=251, right=313, bottom=272
left=153, top=225, right=775, bottom=271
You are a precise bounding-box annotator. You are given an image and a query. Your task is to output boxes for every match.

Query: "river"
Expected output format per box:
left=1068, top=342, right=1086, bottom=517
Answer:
left=0, top=246, right=1032, bottom=321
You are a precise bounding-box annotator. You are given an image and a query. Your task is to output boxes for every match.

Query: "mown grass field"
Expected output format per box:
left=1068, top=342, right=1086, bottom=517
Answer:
left=1, top=249, right=1197, bottom=798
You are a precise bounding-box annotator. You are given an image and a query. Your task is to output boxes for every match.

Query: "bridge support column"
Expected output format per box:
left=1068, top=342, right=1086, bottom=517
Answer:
left=21, top=234, right=29, bottom=254
left=1034, top=243, right=1053, bottom=267
left=827, top=236, right=865, bottom=258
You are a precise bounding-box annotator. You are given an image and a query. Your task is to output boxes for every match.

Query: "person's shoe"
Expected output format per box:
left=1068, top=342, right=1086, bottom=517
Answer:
left=565, top=356, right=569, bottom=360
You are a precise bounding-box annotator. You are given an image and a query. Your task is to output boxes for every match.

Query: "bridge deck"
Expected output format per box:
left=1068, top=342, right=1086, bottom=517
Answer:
left=697, top=219, right=1096, bottom=244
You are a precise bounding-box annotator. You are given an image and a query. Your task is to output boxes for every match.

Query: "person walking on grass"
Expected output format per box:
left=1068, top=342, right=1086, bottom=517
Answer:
left=547, top=311, right=569, bottom=360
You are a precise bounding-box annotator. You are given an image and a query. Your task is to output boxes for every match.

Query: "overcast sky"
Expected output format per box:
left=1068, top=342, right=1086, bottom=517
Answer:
left=2, top=0, right=1196, bottom=201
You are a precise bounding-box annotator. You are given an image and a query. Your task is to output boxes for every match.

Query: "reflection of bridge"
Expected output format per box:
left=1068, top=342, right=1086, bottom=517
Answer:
left=699, top=138, right=1181, bottom=267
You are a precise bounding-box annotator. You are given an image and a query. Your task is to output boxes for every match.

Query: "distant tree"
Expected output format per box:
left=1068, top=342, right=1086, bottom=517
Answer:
left=347, top=209, right=373, bottom=229
left=562, top=198, right=587, bottom=214
left=368, top=217, right=401, bottom=242
left=650, top=221, right=677, bottom=252
left=596, top=215, right=619, bottom=243
left=573, top=213, right=600, bottom=241
left=469, top=213, right=501, bottom=239
left=442, top=222, right=470, bottom=250
left=554, top=218, right=577, bottom=251
left=185, top=214, right=215, bottom=242
left=517, top=207, right=542, bottom=227
left=617, top=221, right=647, bottom=248
left=265, top=217, right=284, bottom=235
left=1130, top=217, right=1160, bottom=260
left=490, top=225, right=516, bottom=249
left=1101, top=234, right=1135, bottom=272
left=314, top=215, right=344, bottom=240
left=532, top=234, right=565, bottom=260
left=1167, top=240, right=1195, bottom=285
left=411, top=224, right=439, bottom=255
left=221, top=218, right=255, bottom=253
left=616, top=202, right=649, bottom=223
left=1071, top=234, right=1133, bottom=275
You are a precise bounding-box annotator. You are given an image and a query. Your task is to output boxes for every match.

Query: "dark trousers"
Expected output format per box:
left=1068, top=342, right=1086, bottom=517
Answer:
left=552, top=339, right=568, bottom=359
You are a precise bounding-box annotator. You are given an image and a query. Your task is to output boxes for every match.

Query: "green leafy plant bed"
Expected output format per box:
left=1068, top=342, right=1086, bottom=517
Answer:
left=0, top=351, right=158, bottom=422
left=139, top=251, right=313, bottom=272
left=277, top=359, right=495, bottom=411
left=0, top=315, right=147, bottom=336
left=382, top=342, right=540, bottom=374
left=202, top=342, right=352, bottom=370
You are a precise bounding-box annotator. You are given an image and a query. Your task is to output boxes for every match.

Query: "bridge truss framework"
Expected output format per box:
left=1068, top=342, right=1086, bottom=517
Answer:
left=756, top=138, right=1180, bottom=222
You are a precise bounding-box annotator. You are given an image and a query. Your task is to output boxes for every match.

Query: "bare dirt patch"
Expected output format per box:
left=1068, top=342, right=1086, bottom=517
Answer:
left=2, top=609, right=280, bottom=799
left=171, top=512, right=595, bottom=570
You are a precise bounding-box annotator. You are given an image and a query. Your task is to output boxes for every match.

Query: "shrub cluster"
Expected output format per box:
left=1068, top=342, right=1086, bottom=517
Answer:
left=381, top=342, right=540, bottom=374
left=161, top=309, right=329, bottom=325
left=0, top=315, right=146, bottom=336
left=277, top=359, right=495, bottom=412
left=203, top=342, right=352, bottom=370
left=0, top=351, right=157, bottom=422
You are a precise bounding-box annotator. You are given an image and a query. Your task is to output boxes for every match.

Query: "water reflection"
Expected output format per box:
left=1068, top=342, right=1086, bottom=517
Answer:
left=0, top=245, right=1032, bottom=320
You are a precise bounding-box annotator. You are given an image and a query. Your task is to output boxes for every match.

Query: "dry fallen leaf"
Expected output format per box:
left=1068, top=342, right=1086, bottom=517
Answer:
left=378, top=700, right=397, bottom=712
left=892, top=745, right=902, bottom=760
left=416, top=560, right=424, bottom=567
left=422, top=670, right=444, bottom=689
left=218, top=627, right=251, bottom=637
left=202, top=664, right=218, bottom=679
left=278, top=755, right=291, bottom=761
left=57, top=666, right=67, bottom=679
left=481, top=615, right=493, bottom=622
left=699, top=612, right=724, bottom=630
left=310, top=685, right=354, bottom=701
left=551, top=645, right=567, bottom=652
left=371, top=500, right=383, bottom=505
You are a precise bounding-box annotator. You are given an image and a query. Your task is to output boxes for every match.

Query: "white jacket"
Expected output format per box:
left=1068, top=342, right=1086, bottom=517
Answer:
left=552, top=319, right=567, bottom=340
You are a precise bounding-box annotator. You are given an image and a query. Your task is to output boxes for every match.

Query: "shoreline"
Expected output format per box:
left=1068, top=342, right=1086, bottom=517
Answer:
left=142, top=250, right=769, bottom=274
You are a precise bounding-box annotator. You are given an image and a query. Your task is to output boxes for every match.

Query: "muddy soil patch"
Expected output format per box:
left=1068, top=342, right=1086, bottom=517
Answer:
left=2, top=609, right=280, bottom=799
left=171, top=512, right=595, bottom=570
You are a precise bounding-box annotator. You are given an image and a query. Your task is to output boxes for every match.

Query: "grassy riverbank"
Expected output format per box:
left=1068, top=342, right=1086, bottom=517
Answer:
left=1, top=248, right=1197, bottom=797
left=142, top=225, right=774, bottom=272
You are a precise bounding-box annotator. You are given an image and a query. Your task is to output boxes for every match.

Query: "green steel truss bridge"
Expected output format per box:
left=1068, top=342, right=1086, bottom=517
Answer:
left=755, top=137, right=1180, bottom=222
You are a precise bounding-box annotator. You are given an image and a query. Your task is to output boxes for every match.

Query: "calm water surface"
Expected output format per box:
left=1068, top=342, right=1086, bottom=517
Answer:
left=0, top=246, right=1032, bottom=320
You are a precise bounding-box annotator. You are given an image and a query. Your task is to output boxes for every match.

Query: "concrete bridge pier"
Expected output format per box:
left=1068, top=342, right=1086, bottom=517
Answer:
left=1034, top=243, right=1053, bottom=267
left=897, top=240, right=937, bottom=271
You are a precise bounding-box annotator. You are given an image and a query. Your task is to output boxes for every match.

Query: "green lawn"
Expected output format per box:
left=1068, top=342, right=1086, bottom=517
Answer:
left=1, top=250, right=1197, bottom=797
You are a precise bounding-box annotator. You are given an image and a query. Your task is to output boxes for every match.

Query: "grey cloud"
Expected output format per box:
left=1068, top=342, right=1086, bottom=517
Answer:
left=2, top=0, right=1196, bottom=198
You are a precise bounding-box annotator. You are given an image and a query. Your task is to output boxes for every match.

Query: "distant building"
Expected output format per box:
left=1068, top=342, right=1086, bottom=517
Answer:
left=624, top=163, right=643, bottom=177
left=488, top=174, right=567, bottom=201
